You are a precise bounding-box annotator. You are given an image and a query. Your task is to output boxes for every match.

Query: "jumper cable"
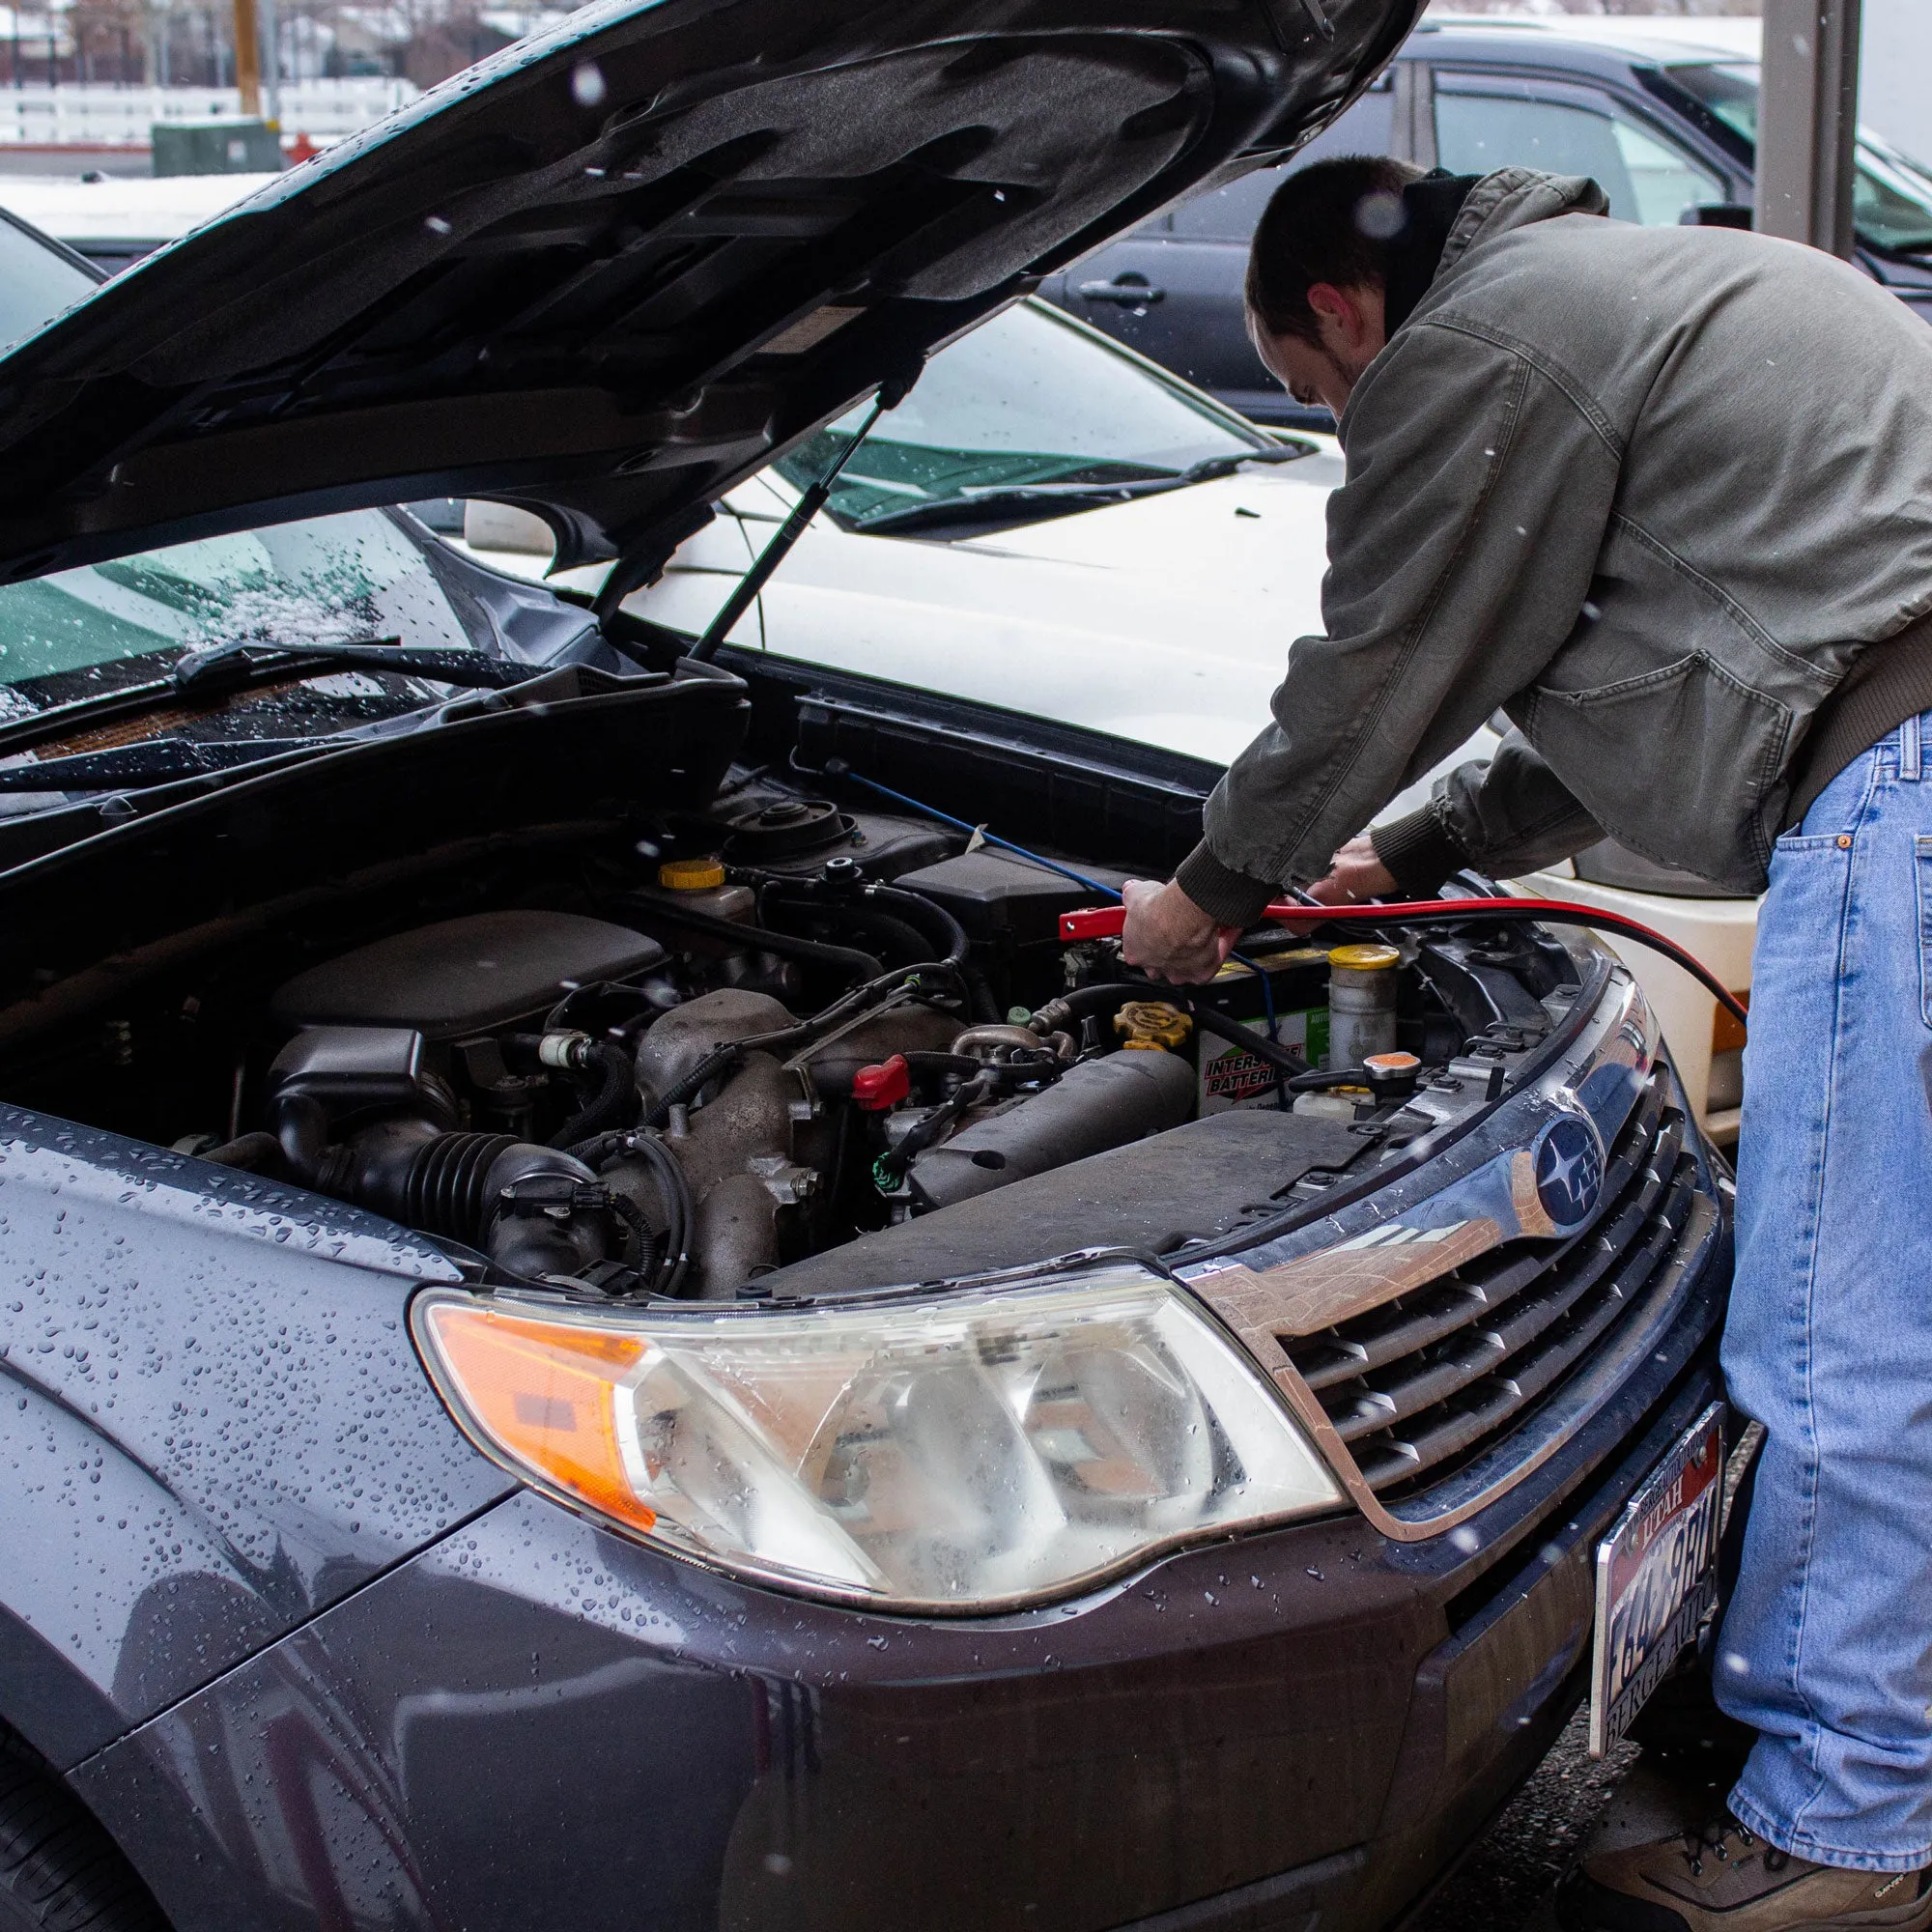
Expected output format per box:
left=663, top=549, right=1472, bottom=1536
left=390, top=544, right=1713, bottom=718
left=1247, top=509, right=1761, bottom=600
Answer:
left=1058, top=895, right=1749, bottom=1033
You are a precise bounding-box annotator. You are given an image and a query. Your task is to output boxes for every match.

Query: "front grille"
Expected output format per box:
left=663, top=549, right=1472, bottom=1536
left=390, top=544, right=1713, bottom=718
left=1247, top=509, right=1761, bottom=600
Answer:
left=1284, top=1072, right=1697, bottom=1492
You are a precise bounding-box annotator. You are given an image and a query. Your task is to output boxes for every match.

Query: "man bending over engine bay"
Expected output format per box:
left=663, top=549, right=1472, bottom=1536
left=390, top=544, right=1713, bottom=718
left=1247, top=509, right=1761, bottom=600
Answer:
left=1120, top=156, right=1932, bottom=1932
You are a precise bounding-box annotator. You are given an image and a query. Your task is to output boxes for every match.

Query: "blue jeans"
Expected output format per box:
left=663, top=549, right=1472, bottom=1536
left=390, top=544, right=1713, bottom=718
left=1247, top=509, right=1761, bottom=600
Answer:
left=1718, top=710, right=1932, bottom=1872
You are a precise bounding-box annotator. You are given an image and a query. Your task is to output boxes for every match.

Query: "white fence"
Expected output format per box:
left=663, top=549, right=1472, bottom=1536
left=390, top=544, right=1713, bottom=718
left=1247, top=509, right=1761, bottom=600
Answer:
left=0, top=78, right=416, bottom=148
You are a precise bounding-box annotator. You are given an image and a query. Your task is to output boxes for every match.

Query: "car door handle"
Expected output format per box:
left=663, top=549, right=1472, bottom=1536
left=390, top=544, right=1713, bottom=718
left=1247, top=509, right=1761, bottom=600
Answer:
left=1076, top=277, right=1165, bottom=304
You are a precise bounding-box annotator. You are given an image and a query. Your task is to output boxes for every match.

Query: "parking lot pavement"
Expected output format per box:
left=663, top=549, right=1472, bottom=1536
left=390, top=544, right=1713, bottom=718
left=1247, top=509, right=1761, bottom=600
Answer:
left=1413, top=1705, right=1754, bottom=1930
left=1406, top=1713, right=1640, bottom=1932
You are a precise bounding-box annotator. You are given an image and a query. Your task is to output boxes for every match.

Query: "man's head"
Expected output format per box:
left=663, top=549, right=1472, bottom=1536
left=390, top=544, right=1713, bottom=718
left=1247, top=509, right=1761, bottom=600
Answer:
left=1245, top=156, right=1424, bottom=415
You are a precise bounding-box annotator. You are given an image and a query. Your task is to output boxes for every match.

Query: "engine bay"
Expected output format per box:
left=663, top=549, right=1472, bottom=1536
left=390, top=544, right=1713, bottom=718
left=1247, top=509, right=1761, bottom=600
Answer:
left=0, top=741, right=1587, bottom=1302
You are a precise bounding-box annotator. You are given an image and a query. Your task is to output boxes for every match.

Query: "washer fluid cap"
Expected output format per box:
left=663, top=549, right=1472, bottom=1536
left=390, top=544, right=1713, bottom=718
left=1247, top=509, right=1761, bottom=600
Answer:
left=659, top=856, right=726, bottom=891
left=1327, top=943, right=1400, bottom=972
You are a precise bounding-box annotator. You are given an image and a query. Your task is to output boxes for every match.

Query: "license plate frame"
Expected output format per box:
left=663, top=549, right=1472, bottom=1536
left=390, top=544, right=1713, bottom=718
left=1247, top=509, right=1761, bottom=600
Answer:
left=1588, top=1400, right=1726, bottom=1758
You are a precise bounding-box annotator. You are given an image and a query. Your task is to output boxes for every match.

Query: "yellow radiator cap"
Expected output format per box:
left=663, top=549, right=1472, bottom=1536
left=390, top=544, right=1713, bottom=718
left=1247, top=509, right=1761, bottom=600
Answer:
left=1327, top=943, right=1400, bottom=972
left=659, top=856, right=726, bottom=891
left=1113, top=1000, right=1193, bottom=1052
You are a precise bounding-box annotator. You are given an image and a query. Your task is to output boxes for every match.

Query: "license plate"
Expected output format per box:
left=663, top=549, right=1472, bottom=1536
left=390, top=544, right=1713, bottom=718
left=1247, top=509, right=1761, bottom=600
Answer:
left=1588, top=1401, right=1726, bottom=1757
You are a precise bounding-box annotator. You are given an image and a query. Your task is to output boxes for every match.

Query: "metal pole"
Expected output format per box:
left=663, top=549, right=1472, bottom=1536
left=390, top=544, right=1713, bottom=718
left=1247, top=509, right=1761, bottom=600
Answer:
left=1755, top=0, right=1863, bottom=257
left=231, top=0, right=259, bottom=115
left=257, top=0, right=276, bottom=127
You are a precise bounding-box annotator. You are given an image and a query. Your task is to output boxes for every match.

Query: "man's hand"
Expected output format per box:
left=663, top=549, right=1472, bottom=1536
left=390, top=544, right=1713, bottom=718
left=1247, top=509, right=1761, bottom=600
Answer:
left=1121, top=879, right=1239, bottom=983
left=1306, top=834, right=1397, bottom=906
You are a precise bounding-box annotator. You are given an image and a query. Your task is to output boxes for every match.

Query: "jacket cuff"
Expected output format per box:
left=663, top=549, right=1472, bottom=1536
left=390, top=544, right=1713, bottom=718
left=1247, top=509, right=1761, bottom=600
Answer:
left=1370, top=805, right=1469, bottom=896
left=1174, top=840, right=1280, bottom=928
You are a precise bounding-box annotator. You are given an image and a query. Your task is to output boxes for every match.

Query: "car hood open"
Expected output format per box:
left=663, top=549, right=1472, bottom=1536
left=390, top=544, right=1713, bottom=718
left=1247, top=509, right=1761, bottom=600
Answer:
left=0, top=0, right=1415, bottom=590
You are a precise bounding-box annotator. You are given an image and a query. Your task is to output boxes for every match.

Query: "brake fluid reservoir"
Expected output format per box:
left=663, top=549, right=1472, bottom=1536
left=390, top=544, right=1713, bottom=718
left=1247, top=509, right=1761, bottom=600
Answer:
left=649, top=855, right=755, bottom=925
left=1326, top=944, right=1400, bottom=1068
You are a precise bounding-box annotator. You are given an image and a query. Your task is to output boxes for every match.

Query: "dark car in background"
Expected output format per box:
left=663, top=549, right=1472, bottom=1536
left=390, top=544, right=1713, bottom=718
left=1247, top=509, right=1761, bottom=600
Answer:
left=0, top=4, right=1733, bottom=1929
left=1044, top=15, right=1932, bottom=426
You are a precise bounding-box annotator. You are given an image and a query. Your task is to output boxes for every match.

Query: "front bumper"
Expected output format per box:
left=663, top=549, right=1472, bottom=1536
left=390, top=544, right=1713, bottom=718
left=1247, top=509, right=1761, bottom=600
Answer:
left=71, top=1208, right=1726, bottom=1932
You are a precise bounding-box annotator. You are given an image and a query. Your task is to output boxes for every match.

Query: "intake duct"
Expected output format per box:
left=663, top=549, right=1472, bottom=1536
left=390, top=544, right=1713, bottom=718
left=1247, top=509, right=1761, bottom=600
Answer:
left=265, top=1028, right=617, bottom=1280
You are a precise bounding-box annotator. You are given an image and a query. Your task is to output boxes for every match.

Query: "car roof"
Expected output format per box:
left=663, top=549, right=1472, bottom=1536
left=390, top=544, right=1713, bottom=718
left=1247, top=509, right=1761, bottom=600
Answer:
left=1406, top=13, right=1758, bottom=71
left=0, top=172, right=280, bottom=250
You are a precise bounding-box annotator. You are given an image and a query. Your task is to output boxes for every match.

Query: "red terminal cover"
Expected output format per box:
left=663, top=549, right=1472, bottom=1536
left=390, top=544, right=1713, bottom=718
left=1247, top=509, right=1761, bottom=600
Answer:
left=851, top=1053, right=911, bottom=1111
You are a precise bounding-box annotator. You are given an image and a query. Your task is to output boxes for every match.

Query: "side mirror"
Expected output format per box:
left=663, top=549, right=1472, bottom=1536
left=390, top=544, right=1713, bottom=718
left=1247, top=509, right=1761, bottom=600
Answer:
left=463, top=499, right=554, bottom=556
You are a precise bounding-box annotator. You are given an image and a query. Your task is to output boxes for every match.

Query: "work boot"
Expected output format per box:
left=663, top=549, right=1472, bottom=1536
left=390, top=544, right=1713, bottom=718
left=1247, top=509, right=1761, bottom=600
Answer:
left=1556, top=1815, right=1932, bottom=1930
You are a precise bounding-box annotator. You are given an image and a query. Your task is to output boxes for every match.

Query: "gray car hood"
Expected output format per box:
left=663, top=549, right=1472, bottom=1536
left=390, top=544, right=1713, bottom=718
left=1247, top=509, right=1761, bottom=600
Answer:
left=0, top=0, right=1414, bottom=589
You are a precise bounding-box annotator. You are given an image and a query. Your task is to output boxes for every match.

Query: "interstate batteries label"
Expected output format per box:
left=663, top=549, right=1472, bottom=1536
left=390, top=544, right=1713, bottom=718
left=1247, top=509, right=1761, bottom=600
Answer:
left=1198, top=1009, right=1329, bottom=1113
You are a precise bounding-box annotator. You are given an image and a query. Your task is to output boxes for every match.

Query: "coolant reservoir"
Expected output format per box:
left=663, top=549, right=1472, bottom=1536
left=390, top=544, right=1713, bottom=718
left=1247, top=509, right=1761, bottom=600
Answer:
left=1326, top=943, right=1399, bottom=1068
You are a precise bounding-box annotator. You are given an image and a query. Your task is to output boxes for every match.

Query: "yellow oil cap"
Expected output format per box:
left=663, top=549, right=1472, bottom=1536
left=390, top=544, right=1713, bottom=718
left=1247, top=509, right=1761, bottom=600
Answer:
left=1327, top=943, right=1400, bottom=973
left=659, top=856, right=726, bottom=891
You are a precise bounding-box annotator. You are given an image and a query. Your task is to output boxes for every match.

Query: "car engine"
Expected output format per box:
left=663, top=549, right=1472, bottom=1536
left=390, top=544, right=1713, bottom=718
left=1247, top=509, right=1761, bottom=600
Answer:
left=26, top=767, right=1583, bottom=1302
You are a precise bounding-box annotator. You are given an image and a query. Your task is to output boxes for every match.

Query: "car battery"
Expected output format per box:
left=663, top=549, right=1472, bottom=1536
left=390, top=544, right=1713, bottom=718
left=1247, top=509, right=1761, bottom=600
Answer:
left=895, top=849, right=1134, bottom=955
left=1194, top=949, right=1330, bottom=1113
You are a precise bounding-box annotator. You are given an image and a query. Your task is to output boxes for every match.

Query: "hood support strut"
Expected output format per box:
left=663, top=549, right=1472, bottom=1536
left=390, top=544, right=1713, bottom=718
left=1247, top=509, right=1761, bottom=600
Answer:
left=686, top=374, right=911, bottom=665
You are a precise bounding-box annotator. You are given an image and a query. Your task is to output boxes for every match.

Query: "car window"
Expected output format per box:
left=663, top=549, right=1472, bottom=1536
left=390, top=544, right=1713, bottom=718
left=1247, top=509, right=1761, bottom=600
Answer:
left=0, top=216, right=97, bottom=352
left=1665, top=62, right=1932, bottom=254
left=1433, top=74, right=1723, bottom=225
left=770, top=300, right=1269, bottom=533
left=0, top=510, right=472, bottom=699
left=1168, top=78, right=1396, bottom=242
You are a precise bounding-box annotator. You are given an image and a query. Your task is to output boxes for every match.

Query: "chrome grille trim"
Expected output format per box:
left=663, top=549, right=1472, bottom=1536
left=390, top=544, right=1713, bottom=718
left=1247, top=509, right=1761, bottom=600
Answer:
left=1291, top=1069, right=1692, bottom=1493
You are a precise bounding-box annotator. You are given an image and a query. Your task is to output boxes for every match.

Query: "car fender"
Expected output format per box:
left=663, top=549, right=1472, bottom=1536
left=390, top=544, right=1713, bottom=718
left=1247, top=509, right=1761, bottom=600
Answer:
left=0, top=1105, right=515, bottom=1767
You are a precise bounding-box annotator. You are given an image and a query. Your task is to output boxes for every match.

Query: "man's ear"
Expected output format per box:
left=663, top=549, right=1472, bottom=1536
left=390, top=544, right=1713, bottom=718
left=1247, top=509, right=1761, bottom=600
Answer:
left=1306, top=281, right=1373, bottom=342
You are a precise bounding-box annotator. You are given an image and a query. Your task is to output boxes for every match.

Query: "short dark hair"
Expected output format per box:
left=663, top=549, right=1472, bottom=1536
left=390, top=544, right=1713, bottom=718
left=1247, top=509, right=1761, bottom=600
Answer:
left=1244, top=155, right=1425, bottom=343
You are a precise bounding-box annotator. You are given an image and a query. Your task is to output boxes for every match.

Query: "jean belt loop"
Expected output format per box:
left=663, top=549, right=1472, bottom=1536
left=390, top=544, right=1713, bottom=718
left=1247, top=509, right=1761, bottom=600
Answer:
left=1905, top=711, right=1924, bottom=783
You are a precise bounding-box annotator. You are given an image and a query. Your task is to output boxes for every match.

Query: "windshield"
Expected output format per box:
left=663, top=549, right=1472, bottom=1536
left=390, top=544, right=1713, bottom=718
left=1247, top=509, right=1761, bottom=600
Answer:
left=0, top=216, right=97, bottom=353
left=772, top=300, right=1270, bottom=531
left=0, top=510, right=473, bottom=711
left=1666, top=62, right=1932, bottom=253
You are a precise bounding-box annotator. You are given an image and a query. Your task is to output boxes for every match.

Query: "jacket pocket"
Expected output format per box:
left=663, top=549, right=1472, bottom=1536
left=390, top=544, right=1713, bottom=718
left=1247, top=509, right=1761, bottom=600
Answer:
left=1523, top=651, right=1792, bottom=888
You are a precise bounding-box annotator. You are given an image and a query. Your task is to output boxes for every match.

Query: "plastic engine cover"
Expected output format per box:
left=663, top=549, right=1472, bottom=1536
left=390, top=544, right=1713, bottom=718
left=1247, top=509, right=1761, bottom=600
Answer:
left=271, top=911, right=668, bottom=1038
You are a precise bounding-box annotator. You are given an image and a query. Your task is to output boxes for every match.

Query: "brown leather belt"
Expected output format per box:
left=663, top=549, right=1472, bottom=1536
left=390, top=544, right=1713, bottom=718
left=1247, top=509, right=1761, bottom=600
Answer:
left=1784, top=607, right=1932, bottom=830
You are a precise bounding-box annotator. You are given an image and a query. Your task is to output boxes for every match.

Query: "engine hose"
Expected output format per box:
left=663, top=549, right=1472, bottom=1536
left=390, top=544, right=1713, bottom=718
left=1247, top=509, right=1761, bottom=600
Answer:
left=761, top=878, right=970, bottom=972
left=859, top=884, right=970, bottom=970
left=611, top=894, right=883, bottom=986
left=1188, top=1004, right=1313, bottom=1076
left=1286, top=1065, right=1371, bottom=1093
left=548, top=1040, right=637, bottom=1149
left=200, top=1130, right=283, bottom=1173
left=1026, top=981, right=1149, bottom=1035
left=762, top=895, right=932, bottom=971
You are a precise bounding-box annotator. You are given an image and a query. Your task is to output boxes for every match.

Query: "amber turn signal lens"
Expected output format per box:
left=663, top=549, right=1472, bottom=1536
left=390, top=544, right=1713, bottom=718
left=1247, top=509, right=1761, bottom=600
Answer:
left=417, top=1301, right=656, bottom=1531
left=1711, top=989, right=1749, bottom=1058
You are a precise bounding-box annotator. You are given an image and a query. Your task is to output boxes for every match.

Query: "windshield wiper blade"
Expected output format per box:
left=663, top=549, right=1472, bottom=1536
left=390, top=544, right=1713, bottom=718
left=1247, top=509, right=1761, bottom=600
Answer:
left=173, top=638, right=545, bottom=696
left=0, top=637, right=549, bottom=768
left=859, top=444, right=1320, bottom=535
left=0, top=735, right=332, bottom=792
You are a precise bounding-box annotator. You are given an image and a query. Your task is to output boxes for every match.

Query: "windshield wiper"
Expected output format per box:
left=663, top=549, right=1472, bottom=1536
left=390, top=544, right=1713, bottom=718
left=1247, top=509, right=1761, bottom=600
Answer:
left=0, top=735, right=332, bottom=791
left=857, top=443, right=1318, bottom=536
left=0, top=637, right=557, bottom=768
left=171, top=638, right=548, bottom=696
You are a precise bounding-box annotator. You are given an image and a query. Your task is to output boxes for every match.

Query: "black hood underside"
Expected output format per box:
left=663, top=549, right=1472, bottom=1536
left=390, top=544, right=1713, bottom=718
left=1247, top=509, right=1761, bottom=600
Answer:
left=0, top=0, right=1418, bottom=588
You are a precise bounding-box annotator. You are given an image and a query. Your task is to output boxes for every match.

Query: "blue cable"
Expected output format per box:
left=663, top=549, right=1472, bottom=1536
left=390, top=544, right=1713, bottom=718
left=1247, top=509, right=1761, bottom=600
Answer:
left=834, top=769, right=1123, bottom=901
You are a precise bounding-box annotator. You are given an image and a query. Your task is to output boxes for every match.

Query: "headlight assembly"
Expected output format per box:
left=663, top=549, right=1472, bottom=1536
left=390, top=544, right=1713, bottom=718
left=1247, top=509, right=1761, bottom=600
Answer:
left=412, top=1262, right=1343, bottom=1611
